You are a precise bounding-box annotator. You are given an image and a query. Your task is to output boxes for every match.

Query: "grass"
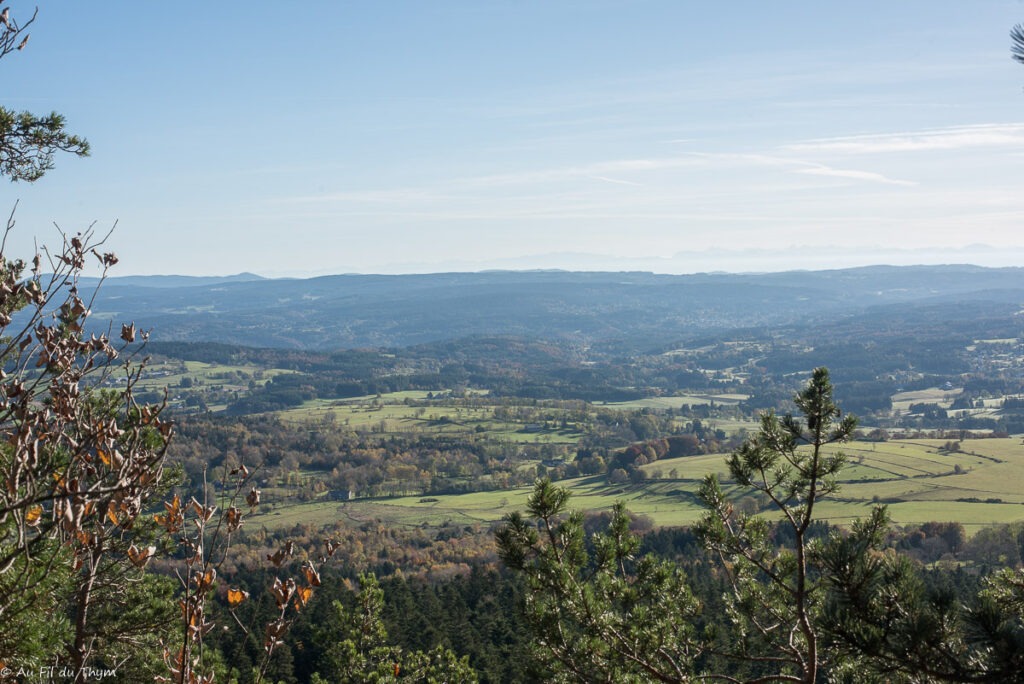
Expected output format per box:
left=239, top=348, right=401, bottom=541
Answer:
left=153, top=366, right=1024, bottom=535
left=275, top=392, right=586, bottom=445
left=891, top=387, right=962, bottom=411
left=273, top=390, right=759, bottom=451
left=252, top=437, right=1024, bottom=534
left=603, top=393, right=749, bottom=410
left=133, top=360, right=295, bottom=393
left=251, top=477, right=713, bottom=532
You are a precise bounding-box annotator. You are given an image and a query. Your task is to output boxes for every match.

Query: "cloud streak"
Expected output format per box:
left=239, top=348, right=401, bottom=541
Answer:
left=588, top=175, right=644, bottom=186
left=686, top=151, right=916, bottom=187
left=784, top=123, right=1024, bottom=154
left=794, top=165, right=916, bottom=187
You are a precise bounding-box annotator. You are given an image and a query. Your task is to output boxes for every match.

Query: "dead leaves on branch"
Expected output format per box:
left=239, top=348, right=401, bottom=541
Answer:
left=266, top=540, right=294, bottom=568
left=270, top=576, right=297, bottom=609
left=267, top=566, right=318, bottom=611
left=126, top=543, right=156, bottom=568
left=155, top=494, right=184, bottom=534
left=264, top=618, right=288, bottom=651
left=192, top=567, right=217, bottom=592
left=158, top=646, right=215, bottom=684
left=159, top=466, right=336, bottom=683
left=302, top=559, right=321, bottom=587
left=0, top=219, right=176, bottom=683
left=190, top=497, right=216, bottom=524
left=225, top=506, right=243, bottom=533
left=0, top=227, right=171, bottom=580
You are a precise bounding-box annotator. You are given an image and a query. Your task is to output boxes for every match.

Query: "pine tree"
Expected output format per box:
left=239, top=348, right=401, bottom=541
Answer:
left=496, top=481, right=704, bottom=682
left=696, top=367, right=856, bottom=683
left=314, top=574, right=478, bottom=683
left=1, top=8, right=89, bottom=182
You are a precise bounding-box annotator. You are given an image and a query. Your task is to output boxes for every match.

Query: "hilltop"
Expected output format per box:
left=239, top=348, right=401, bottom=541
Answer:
left=84, top=265, right=1024, bottom=350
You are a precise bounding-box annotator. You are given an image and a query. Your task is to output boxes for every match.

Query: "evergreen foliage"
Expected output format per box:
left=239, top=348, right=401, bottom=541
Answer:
left=695, top=367, right=856, bottom=682
left=314, top=573, right=477, bottom=683
left=497, top=481, right=703, bottom=682
left=0, top=8, right=89, bottom=182
left=819, top=508, right=1024, bottom=682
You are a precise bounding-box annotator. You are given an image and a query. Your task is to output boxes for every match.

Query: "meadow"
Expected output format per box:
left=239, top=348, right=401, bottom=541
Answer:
left=274, top=391, right=588, bottom=445
left=132, top=359, right=297, bottom=411
left=601, top=393, right=750, bottom=410
left=250, top=437, right=1024, bottom=535
left=151, top=362, right=1024, bottom=537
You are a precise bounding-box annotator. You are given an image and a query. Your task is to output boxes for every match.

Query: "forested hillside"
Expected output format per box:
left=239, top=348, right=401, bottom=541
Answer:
left=85, top=266, right=1024, bottom=350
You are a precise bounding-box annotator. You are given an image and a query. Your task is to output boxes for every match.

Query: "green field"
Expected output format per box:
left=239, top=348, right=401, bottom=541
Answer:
left=891, top=387, right=962, bottom=411
left=151, top=366, right=1024, bottom=535
left=603, top=393, right=750, bottom=410
left=275, top=391, right=586, bottom=445
left=251, top=477, right=711, bottom=531
left=250, top=437, right=1024, bottom=535
left=136, top=360, right=291, bottom=389
left=130, top=360, right=297, bottom=413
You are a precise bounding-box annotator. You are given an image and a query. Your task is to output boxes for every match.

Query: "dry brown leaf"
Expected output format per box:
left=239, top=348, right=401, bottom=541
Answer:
left=227, top=587, right=249, bottom=607
left=294, top=585, right=313, bottom=611
left=25, top=504, right=43, bottom=526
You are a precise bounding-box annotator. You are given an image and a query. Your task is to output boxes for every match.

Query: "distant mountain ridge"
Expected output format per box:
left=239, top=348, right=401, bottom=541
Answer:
left=77, top=272, right=267, bottom=289
left=81, top=265, right=1024, bottom=351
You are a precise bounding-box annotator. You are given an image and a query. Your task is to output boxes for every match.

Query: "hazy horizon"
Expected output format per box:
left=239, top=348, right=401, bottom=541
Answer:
left=103, top=245, right=1024, bottom=280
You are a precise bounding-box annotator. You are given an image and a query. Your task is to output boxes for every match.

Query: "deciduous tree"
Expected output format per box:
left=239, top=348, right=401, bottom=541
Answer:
left=0, top=7, right=172, bottom=678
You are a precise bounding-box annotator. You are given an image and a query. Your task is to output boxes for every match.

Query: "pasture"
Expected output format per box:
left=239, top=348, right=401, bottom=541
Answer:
left=275, top=392, right=587, bottom=445
left=250, top=437, right=1024, bottom=534
left=603, top=393, right=750, bottom=410
left=132, top=359, right=295, bottom=397
left=891, top=387, right=962, bottom=412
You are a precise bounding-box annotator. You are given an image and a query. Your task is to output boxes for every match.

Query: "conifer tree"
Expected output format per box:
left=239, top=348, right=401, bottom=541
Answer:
left=1, top=7, right=89, bottom=182
left=696, top=367, right=856, bottom=683
left=313, top=573, right=477, bottom=683
left=817, top=506, right=1024, bottom=683
left=497, top=369, right=860, bottom=683
left=496, top=481, right=704, bottom=682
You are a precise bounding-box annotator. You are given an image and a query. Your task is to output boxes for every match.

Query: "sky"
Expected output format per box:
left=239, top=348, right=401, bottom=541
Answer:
left=3, top=1, right=1024, bottom=277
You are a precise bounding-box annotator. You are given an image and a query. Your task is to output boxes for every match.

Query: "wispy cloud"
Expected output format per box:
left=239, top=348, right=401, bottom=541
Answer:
left=784, top=123, right=1024, bottom=154
left=589, top=176, right=643, bottom=186
left=282, top=156, right=695, bottom=205
left=794, top=165, right=916, bottom=187
left=461, top=157, right=697, bottom=188
left=686, top=151, right=916, bottom=187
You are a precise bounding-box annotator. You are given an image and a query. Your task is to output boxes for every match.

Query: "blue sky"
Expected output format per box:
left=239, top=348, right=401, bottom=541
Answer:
left=3, top=1, right=1024, bottom=276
